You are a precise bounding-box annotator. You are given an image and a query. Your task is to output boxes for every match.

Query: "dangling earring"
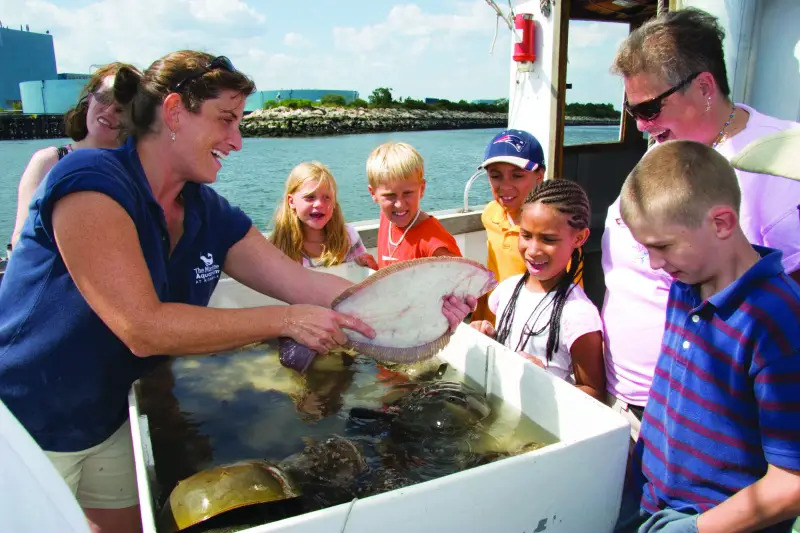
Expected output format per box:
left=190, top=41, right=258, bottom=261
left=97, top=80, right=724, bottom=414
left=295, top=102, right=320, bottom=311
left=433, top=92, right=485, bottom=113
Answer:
left=170, top=131, right=176, bottom=142
left=705, top=97, right=711, bottom=112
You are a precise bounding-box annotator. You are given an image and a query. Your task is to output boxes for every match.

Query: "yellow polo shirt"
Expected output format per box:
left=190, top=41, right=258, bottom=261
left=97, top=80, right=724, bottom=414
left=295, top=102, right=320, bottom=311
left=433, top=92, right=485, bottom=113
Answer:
left=473, top=201, right=527, bottom=323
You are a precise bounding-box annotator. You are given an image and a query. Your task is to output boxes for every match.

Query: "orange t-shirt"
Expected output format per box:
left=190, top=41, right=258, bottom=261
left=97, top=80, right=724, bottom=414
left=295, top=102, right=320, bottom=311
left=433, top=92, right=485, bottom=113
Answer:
left=376, top=213, right=461, bottom=268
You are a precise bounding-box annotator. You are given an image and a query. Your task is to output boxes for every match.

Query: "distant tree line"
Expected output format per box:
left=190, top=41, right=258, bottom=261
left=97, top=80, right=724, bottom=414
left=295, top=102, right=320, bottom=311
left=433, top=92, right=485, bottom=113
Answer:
left=262, top=87, right=619, bottom=118
left=263, top=87, right=509, bottom=113
left=564, top=102, right=620, bottom=119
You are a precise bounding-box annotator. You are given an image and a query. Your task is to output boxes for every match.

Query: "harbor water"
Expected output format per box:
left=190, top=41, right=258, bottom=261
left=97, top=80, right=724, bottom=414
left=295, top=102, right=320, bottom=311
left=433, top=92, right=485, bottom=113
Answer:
left=0, top=126, right=619, bottom=243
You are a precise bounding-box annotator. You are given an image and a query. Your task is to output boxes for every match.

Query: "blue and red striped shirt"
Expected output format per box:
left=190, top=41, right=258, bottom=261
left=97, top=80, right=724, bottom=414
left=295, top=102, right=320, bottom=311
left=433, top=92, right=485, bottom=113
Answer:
left=629, top=246, right=800, bottom=531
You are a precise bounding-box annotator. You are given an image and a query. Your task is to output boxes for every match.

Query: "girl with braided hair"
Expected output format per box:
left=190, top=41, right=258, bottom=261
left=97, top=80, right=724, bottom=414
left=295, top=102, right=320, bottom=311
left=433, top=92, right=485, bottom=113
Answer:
left=470, top=179, right=605, bottom=400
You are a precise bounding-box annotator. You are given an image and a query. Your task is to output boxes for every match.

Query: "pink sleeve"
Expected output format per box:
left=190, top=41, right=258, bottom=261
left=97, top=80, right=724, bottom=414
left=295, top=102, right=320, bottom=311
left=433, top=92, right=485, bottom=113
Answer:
left=344, top=225, right=368, bottom=263
left=561, top=295, right=604, bottom=350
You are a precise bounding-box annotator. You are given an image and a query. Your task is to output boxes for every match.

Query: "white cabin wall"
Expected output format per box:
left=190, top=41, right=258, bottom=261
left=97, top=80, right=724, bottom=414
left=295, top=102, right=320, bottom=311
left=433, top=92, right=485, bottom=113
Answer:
left=678, top=0, right=800, bottom=122
left=507, top=0, right=564, bottom=180
left=746, top=0, right=800, bottom=121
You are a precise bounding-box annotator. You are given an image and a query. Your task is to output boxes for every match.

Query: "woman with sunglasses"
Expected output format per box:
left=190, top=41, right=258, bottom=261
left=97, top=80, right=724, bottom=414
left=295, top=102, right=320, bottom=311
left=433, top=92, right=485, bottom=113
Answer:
left=602, top=8, right=800, bottom=441
left=9, top=62, right=138, bottom=251
left=0, top=50, right=473, bottom=533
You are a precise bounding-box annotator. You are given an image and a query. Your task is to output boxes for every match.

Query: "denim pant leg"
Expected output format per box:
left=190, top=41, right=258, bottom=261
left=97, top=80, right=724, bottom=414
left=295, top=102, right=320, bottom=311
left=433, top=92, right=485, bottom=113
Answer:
left=638, top=509, right=698, bottom=533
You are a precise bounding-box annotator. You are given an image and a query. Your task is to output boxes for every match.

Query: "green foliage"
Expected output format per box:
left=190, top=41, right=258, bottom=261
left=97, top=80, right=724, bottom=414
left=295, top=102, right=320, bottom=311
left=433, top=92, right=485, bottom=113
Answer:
left=564, top=102, right=620, bottom=118
left=263, top=98, right=315, bottom=110
left=368, top=87, right=393, bottom=107
left=348, top=98, right=369, bottom=108
left=320, top=94, right=347, bottom=106
left=11, top=101, right=22, bottom=111
left=402, top=98, right=427, bottom=110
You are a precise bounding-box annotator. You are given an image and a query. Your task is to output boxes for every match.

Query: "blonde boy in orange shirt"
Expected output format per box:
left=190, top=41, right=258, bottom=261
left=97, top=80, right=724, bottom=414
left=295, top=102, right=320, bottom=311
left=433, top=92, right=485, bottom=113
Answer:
left=366, top=142, right=461, bottom=268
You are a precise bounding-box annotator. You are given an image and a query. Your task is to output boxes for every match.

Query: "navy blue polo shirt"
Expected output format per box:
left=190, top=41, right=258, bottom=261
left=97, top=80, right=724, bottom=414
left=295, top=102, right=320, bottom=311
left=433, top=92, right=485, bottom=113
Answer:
left=628, top=247, right=800, bottom=533
left=0, top=138, right=252, bottom=451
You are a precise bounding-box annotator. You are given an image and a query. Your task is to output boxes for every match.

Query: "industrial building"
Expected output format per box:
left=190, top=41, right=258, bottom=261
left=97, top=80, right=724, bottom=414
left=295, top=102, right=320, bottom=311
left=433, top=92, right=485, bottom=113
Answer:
left=19, top=74, right=91, bottom=114
left=245, top=89, right=359, bottom=112
left=0, top=26, right=57, bottom=109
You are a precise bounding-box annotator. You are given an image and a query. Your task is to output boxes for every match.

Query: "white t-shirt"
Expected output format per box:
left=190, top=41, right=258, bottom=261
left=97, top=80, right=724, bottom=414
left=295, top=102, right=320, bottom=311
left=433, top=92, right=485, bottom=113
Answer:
left=489, top=274, right=603, bottom=382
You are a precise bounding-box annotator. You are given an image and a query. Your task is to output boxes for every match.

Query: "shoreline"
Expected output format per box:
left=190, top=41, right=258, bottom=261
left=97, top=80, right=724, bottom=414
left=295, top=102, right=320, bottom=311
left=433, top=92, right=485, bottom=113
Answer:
left=0, top=109, right=618, bottom=140
left=239, top=107, right=618, bottom=137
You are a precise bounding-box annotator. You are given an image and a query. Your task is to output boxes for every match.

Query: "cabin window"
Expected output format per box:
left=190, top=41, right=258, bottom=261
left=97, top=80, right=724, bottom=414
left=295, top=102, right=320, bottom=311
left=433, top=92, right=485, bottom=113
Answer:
left=563, top=20, right=630, bottom=146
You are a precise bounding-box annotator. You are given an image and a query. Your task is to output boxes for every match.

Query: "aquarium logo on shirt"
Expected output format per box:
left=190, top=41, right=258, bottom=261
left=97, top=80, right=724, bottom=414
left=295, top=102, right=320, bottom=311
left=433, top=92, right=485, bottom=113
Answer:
left=194, top=253, right=220, bottom=284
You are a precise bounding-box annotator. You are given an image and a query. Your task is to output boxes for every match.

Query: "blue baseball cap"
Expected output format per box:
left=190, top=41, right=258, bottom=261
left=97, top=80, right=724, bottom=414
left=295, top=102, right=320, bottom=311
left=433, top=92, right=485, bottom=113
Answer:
left=481, top=129, right=545, bottom=171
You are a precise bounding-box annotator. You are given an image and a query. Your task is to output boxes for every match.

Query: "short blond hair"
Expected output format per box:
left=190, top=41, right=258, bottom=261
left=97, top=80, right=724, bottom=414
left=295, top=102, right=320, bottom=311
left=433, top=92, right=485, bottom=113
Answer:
left=620, top=140, right=741, bottom=228
left=366, top=142, right=425, bottom=188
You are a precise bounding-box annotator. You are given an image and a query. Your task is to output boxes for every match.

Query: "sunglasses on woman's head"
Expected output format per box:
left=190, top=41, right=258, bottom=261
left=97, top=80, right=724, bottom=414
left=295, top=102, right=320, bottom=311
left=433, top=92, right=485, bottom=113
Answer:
left=171, top=56, right=236, bottom=93
left=91, top=87, right=116, bottom=107
left=623, top=72, right=701, bottom=122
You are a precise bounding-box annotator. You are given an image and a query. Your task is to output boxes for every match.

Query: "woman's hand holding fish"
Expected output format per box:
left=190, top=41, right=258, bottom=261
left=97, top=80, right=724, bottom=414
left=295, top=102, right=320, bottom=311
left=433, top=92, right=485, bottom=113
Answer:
left=282, top=304, right=375, bottom=353
left=469, top=320, right=496, bottom=337
left=442, top=294, right=478, bottom=332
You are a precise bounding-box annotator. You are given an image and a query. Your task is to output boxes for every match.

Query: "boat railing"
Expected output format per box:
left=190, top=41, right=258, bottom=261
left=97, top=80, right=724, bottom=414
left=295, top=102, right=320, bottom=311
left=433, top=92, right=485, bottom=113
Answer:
left=462, top=168, right=485, bottom=213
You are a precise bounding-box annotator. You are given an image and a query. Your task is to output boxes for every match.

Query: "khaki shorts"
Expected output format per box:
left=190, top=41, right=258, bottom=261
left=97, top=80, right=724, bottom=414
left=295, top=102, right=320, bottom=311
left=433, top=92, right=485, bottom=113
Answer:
left=45, top=420, right=139, bottom=509
left=606, top=392, right=643, bottom=443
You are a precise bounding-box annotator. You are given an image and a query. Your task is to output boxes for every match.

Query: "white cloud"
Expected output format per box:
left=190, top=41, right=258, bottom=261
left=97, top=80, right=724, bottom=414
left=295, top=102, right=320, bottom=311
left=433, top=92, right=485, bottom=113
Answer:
left=1, top=0, right=267, bottom=73
left=0, top=0, right=517, bottom=101
left=283, top=32, right=310, bottom=48
left=333, top=1, right=488, bottom=56
left=186, top=0, right=265, bottom=24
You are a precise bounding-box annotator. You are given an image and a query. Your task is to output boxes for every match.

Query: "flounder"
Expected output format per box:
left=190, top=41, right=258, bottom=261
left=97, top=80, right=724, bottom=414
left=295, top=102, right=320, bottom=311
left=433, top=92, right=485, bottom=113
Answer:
left=280, top=257, right=497, bottom=372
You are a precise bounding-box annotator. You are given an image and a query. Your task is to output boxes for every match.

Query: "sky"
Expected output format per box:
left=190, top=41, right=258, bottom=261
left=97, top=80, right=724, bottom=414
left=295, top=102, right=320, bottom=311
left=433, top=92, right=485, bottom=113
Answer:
left=0, top=0, right=630, bottom=106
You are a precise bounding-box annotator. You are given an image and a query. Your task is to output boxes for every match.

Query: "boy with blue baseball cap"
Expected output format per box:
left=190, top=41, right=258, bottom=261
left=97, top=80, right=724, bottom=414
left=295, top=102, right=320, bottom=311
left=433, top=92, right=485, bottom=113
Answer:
left=472, top=129, right=546, bottom=322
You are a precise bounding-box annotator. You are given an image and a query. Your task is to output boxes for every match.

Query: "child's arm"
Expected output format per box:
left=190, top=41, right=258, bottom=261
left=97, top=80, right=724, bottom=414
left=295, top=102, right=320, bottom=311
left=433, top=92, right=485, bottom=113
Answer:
left=695, top=464, right=800, bottom=533
left=432, top=246, right=459, bottom=258
left=469, top=319, right=495, bottom=337
left=570, top=331, right=605, bottom=401
left=355, top=253, right=379, bottom=270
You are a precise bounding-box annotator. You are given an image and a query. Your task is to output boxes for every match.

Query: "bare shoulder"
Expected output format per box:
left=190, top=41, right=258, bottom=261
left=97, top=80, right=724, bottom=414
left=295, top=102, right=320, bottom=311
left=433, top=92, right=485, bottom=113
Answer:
left=20, top=146, right=58, bottom=184
left=30, top=146, right=61, bottom=167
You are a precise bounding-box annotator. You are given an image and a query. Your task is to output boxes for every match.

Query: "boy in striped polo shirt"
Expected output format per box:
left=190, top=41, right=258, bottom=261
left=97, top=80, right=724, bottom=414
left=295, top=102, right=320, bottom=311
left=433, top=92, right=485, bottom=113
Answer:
left=614, top=140, right=800, bottom=533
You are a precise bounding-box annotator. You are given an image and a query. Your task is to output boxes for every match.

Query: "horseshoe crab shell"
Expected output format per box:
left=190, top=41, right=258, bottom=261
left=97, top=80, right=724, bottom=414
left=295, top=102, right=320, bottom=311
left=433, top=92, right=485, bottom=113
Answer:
left=159, top=460, right=300, bottom=532
left=390, top=381, right=492, bottom=437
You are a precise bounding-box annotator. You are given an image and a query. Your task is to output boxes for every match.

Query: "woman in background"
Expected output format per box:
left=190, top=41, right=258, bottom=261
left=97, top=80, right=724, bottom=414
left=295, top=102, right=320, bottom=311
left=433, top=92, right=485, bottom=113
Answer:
left=9, top=62, right=138, bottom=250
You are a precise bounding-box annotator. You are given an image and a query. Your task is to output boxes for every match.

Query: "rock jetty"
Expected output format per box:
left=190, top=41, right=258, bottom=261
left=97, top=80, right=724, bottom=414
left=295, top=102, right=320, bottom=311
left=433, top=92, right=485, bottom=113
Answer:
left=240, top=107, right=507, bottom=137
left=239, top=107, right=619, bottom=137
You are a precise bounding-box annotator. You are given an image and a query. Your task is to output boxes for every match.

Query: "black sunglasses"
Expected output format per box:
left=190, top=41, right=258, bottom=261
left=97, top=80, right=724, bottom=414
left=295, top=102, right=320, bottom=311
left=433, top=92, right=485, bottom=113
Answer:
left=171, top=56, right=236, bottom=93
left=91, top=87, right=116, bottom=107
left=624, top=72, right=700, bottom=122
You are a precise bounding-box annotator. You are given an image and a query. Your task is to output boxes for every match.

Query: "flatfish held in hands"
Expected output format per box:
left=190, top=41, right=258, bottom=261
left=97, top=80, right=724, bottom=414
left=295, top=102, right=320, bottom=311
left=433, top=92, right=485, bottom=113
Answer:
left=280, top=257, right=497, bottom=372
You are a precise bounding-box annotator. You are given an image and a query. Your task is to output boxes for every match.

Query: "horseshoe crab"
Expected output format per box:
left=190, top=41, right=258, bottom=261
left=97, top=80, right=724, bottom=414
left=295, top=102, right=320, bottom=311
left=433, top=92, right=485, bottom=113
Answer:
left=348, top=381, right=491, bottom=438
left=347, top=381, right=498, bottom=485
left=158, top=460, right=300, bottom=532
left=278, top=435, right=368, bottom=510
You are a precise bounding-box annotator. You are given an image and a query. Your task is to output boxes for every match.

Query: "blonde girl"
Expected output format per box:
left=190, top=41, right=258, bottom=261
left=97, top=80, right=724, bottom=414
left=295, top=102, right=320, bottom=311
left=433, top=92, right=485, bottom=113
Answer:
left=271, top=161, right=378, bottom=269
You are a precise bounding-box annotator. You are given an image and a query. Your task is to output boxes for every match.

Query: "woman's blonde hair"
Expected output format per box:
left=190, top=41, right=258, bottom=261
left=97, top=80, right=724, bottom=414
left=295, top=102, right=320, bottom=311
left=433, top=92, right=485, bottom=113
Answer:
left=270, top=161, right=351, bottom=266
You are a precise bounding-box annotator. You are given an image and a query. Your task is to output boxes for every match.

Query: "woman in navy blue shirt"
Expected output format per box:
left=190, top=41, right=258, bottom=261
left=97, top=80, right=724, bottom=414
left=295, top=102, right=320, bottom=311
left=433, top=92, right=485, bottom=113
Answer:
left=0, top=50, right=471, bottom=533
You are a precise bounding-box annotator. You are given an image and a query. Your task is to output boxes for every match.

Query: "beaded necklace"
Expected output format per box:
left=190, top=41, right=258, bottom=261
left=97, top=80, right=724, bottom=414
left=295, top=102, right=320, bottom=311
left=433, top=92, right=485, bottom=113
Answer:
left=385, top=210, right=422, bottom=261
left=712, top=105, right=737, bottom=148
